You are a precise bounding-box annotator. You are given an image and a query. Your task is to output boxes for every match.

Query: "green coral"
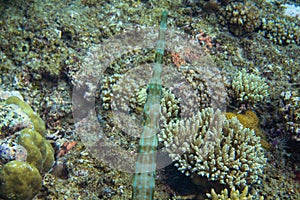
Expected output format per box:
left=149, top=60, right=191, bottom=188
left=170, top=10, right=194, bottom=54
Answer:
left=17, top=128, right=54, bottom=174
left=5, top=96, right=46, bottom=136
left=1, top=95, right=54, bottom=172
left=0, top=160, right=42, bottom=200
left=0, top=92, right=54, bottom=199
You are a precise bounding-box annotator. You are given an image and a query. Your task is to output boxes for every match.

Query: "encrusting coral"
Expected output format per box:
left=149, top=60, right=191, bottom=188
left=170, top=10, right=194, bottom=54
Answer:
left=159, top=107, right=266, bottom=188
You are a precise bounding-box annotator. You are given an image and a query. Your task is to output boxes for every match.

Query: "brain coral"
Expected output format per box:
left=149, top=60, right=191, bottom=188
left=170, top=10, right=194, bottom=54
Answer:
left=0, top=90, right=54, bottom=199
left=218, top=2, right=261, bottom=36
left=159, top=107, right=266, bottom=188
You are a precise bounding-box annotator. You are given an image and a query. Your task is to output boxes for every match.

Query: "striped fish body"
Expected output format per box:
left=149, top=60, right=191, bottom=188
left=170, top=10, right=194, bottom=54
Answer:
left=132, top=11, right=168, bottom=200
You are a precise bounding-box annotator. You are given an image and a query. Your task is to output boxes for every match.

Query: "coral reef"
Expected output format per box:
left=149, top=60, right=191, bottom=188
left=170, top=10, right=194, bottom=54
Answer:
left=41, top=142, right=171, bottom=199
left=0, top=0, right=299, bottom=199
left=159, top=107, right=266, bottom=188
left=254, top=150, right=300, bottom=199
left=231, top=69, right=269, bottom=106
left=218, top=2, right=261, bottom=36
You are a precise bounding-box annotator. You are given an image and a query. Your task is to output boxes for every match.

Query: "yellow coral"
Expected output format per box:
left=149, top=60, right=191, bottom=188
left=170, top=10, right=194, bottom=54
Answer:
left=225, top=110, right=271, bottom=149
left=225, top=110, right=259, bottom=129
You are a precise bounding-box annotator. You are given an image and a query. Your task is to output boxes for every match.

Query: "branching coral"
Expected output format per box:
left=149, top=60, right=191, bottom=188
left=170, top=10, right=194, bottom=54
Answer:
left=261, top=16, right=300, bottom=46
left=206, top=186, right=263, bottom=200
left=218, top=2, right=261, bottom=36
left=231, top=69, right=269, bottom=105
left=159, top=107, right=266, bottom=188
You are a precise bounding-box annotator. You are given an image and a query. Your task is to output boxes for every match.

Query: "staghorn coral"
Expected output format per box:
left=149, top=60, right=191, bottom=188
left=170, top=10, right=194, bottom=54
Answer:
left=218, top=2, right=261, bottom=36
left=158, top=107, right=266, bottom=188
left=231, top=69, right=269, bottom=106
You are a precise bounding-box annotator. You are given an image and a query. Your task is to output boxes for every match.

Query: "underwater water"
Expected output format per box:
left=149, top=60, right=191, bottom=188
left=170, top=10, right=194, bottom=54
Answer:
left=0, top=0, right=299, bottom=199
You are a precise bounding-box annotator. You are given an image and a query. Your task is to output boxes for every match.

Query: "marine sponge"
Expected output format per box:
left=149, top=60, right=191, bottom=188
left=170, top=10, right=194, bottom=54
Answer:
left=159, top=107, right=266, bottom=187
left=218, top=2, right=261, bottom=36
left=0, top=160, right=42, bottom=200
left=231, top=69, right=269, bottom=105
